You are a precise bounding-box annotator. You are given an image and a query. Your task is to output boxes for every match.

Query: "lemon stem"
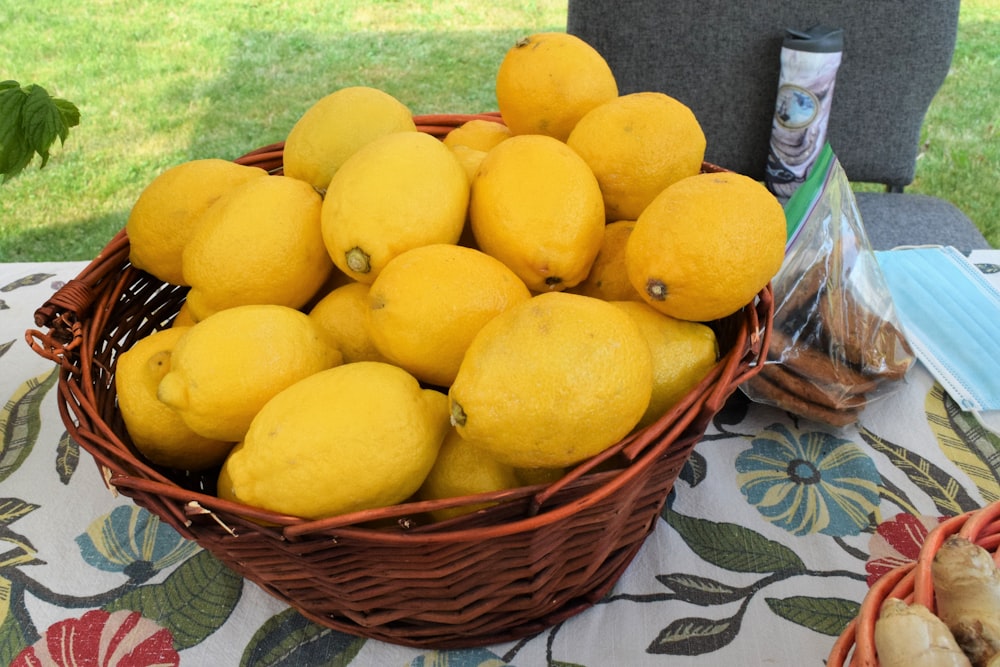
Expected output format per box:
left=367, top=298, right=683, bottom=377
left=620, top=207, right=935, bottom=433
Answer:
left=646, top=278, right=668, bottom=301
left=450, top=401, right=467, bottom=427
left=345, top=247, right=371, bottom=274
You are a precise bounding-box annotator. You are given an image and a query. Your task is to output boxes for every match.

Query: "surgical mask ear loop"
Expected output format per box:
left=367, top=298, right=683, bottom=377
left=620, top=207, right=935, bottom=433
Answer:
left=765, top=25, right=844, bottom=204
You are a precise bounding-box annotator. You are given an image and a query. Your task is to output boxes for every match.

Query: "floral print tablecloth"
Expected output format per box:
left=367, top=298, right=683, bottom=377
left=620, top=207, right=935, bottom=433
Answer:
left=1, top=254, right=998, bottom=666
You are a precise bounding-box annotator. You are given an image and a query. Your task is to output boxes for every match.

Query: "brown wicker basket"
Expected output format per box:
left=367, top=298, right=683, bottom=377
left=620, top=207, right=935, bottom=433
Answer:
left=828, top=500, right=1000, bottom=666
left=26, top=113, right=773, bottom=649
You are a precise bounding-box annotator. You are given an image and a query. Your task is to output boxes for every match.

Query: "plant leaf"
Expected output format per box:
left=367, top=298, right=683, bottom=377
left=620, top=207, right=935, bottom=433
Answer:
left=647, top=613, right=743, bottom=655
left=0, top=341, right=13, bottom=361
left=0, top=368, right=59, bottom=484
left=859, top=426, right=979, bottom=516
left=656, top=572, right=746, bottom=606
left=663, top=507, right=806, bottom=573
left=0, top=84, right=31, bottom=181
left=0, top=80, right=79, bottom=182
left=21, top=84, right=62, bottom=168
left=765, top=596, right=859, bottom=636
left=928, top=383, right=1000, bottom=503
left=53, top=97, right=81, bottom=133
left=104, top=549, right=243, bottom=650
left=241, top=608, right=364, bottom=667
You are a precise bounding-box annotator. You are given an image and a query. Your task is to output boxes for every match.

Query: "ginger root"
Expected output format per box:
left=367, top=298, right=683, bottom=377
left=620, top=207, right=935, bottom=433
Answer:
left=932, top=535, right=1000, bottom=667
left=874, top=598, right=972, bottom=667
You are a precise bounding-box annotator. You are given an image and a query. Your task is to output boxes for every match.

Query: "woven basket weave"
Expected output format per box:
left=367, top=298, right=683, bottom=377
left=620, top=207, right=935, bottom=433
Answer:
left=26, top=113, right=773, bottom=649
left=828, top=500, right=1000, bottom=666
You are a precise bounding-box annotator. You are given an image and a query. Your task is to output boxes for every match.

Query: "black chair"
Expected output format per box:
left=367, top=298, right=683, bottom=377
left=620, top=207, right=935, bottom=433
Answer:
left=566, top=0, right=991, bottom=251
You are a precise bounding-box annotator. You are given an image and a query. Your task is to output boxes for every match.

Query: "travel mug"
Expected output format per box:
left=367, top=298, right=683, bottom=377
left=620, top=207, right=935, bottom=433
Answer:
left=765, top=25, right=844, bottom=203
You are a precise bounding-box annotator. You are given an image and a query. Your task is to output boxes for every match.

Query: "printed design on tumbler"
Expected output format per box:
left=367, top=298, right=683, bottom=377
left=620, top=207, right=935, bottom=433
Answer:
left=765, top=25, right=843, bottom=202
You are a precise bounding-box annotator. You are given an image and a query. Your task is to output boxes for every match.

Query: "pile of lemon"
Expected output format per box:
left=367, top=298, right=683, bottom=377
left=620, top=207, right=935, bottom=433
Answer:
left=118, top=32, right=786, bottom=522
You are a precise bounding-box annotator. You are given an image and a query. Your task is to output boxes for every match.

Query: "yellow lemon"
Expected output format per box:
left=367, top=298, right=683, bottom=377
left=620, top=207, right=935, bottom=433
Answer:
left=157, top=304, right=342, bottom=442
left=308, top=281, right=390, bottom=364
left=449, top=144, right=489, bottom=184
left=283, top=86, right=417, bottom=193
left=469, top=134, right=605, bottom=292
left=171, top=301, right=199, bottom=328
left=181, top=175, right=333, bottom=321
left=218, top=362, right=450, bottom=519
left=568, top=220, right=642, bottom=301
left=417, top=427, right=522, bottom=521
left=126, top=159, right=267, bottom=285
left=610, top=301, right=719, bottom=428
left=449, top=292, right=652, bottom=468
left=567, top=92, right=707, bottom=221
left=115, top=327, right=234, bottom=471
left=626, top=171, right=786, bottom=322
left=495, top=32, right=618, bottom=141
left=442, top=118, right=512, bottom=152
left=367, top=244, right=531, bottom=387
left=321, top=131, right=469, bottom=283
left=514, top=466, right=566, bottom=486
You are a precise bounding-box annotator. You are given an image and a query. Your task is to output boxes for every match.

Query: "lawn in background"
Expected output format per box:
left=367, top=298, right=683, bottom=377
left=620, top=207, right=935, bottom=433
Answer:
left=1, top=0, right=996, bottom=261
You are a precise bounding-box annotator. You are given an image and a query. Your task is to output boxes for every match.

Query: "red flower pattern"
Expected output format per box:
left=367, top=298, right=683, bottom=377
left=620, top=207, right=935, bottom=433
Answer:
left=12, top=609, right=179, bottom=667
left=865, top=512, right=947, bottom=586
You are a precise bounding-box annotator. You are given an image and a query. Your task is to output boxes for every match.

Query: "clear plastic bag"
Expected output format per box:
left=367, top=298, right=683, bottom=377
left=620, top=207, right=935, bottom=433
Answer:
left=742, top=144, right=915, bottom=426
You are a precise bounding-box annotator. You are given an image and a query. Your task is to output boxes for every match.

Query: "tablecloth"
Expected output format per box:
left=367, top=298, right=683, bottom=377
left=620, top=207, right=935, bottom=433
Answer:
left=1, top=252, right=998, bottom=666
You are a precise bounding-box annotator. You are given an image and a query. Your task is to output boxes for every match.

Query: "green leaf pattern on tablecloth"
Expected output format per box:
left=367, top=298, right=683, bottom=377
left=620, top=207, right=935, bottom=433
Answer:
left=54, top=430, right=79, bottom=485
left=764, top=596, right=860, bottom=636
left=928, top=384, right=1000, bottom=503
left=0, top=368, right=57, bottom=484
left=6, top=263, right=1000, bottom=664
left=104, top=549, right=242, bottom=650
left=665, top=509, right=806, bottom=574
left=241, top=608, right=366, bottom=666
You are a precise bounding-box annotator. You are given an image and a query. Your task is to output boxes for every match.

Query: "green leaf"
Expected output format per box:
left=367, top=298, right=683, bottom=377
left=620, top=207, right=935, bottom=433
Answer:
left=241, top=608, right=364, bottom=667
left=21, top=85, right=62, bottom=168
left=656, top=572, right=746, bottom=606
left=647, top=612, right=743, bottom=655
left=0, top=80, right=79, bottom=182
left=104, top=549, right=243, bottom=650
left=765, top=596, right=859, bottom=636
left=53, top=97, right=81, bottom=132
left=0, top=85, right=30, bottom=181
left=0, top=341, right=13, bottom=361
left=859, top=426, right=979, bottom=516
left=664, top=507, right=806, bottom=573
left=0, top=368, right=59, bottom=484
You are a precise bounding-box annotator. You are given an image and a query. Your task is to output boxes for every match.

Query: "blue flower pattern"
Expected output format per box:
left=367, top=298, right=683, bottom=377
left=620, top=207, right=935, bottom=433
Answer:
left=735, top=422, right=881, bottom=536
left=76, top=505, right=200, bottom=578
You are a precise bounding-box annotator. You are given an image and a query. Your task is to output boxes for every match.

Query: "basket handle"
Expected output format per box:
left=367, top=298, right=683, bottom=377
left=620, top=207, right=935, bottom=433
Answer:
left=26, top=228, right=131, bottom=367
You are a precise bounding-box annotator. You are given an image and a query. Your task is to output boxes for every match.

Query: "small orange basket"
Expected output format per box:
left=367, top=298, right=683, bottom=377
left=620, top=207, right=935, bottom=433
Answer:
left=828, top=500, right=1000, bottom=666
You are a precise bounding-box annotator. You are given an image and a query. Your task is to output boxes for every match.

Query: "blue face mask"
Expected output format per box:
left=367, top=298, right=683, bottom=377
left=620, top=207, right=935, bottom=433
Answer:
left=875, top=246, right=1000, bottom=416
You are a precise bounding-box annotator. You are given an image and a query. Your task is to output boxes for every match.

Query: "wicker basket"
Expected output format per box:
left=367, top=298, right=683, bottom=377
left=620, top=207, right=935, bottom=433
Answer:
left=26, top=113, right=773, bottom=649
left=828, top=500, right=1000, bottom=666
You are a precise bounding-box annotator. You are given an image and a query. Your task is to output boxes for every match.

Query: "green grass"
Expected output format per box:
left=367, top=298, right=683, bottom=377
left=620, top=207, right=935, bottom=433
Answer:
left=1, top=0, right=997, bottom=261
